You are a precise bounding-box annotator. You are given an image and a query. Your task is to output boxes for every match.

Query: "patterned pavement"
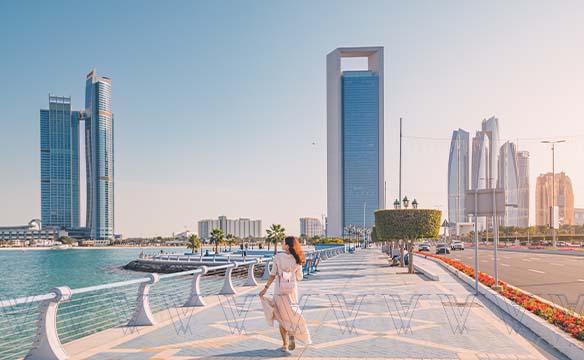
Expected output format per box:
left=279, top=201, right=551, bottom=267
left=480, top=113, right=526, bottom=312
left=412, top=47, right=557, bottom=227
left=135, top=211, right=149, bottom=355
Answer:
left=69, top=249, right=568, bottom=360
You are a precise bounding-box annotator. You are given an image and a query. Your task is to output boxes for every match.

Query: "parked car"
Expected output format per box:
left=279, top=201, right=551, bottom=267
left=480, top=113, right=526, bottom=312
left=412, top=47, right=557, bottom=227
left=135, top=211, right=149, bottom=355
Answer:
left=418, top=243, right=430, bottom=252
left=451, top=240, right=464, bottom=251
left=436, top=243, right=450, bottom=254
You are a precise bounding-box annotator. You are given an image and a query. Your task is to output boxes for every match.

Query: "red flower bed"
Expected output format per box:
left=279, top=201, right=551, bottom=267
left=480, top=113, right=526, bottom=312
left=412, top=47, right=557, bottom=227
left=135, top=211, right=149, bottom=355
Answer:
left=417, top=251, right=584, bottom=341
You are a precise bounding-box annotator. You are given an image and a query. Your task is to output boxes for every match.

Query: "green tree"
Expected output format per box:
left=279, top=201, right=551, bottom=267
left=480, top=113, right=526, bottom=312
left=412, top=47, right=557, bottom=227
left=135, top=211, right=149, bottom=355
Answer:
left=266, top=224, right=286, bottom=255
left=186, top=234, right=201, bottom=254
left=58, top=236, right=73, bottom=245
left=225, top=233, right=236, bottom=251
left=209, top=228, right=225, bottom=255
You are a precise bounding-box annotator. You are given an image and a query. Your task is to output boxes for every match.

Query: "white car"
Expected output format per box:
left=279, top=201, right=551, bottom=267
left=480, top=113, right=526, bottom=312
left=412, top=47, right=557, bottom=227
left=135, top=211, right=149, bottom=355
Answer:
left=451, top=241, right=464, bottom=251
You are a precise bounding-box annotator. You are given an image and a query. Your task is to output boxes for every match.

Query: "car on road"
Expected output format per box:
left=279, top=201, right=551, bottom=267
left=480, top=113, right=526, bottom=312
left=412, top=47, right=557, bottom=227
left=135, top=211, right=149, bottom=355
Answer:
left=451, top=240, right=464, bottom=251
left=436, top=243, right=450, bottom=254
left=418, top=243, right=430, bottom=252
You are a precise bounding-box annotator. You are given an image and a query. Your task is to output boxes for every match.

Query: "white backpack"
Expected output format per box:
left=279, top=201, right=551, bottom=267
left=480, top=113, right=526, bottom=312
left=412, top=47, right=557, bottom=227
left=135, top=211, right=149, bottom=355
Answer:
left=277, top=257, right=296, bottom=295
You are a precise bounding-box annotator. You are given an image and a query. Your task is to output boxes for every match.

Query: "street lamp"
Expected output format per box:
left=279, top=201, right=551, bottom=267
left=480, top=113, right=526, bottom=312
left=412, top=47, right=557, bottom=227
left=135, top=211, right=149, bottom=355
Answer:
left=402, top=196, right=410, bottom=209
left=541, top=139, right=566, bottom=247
left=393, top=199, right=401, bottom=209
left=412, top=199, right=418, bottom=209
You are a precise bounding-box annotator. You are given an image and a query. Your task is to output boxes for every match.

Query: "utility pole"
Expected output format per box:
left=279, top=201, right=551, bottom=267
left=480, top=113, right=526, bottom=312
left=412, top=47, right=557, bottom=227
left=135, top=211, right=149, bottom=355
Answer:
left=541, top=140, right=566, bottom=247
left=399, top=118, right=403, bottom=204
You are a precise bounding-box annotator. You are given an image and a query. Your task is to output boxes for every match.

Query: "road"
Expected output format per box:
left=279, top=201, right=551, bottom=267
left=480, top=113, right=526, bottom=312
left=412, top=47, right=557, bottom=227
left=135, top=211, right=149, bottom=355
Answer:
left=440, top=248, right=584, bottom=310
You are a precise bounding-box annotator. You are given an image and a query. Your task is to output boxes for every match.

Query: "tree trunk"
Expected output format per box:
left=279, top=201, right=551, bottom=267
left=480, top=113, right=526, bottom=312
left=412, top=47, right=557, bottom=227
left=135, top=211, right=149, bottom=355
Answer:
left=274, top=241, right=278, bottom=255
left=399, top=240, right=405, bottom=267
left=408, top=239, right=414, bottom=274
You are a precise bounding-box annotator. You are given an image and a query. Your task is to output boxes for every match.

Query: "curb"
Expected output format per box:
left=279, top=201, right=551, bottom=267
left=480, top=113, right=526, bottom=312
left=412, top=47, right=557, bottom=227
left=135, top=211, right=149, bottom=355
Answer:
left=412, top=255, right=439, bottom=281
left=497, top=248, right=584, bottom=257
left=425, top=256, right=584, bottom=360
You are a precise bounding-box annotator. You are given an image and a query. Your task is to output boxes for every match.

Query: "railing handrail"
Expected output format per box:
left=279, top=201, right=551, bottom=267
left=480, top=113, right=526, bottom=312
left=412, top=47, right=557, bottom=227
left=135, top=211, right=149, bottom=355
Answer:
left=0, top=245, right=344, bottom=308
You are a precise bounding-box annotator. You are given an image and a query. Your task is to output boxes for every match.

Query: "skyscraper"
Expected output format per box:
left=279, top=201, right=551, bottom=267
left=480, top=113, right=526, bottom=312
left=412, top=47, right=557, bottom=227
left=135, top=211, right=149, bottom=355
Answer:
left=40, top=96, right=80, bottom=229
left=535, top=172, right=574, bottom=226
left=516, top=151, right=530, bottom=227
left=327, top=47, right=384, bottom=237
left=471, top=131, right=490, bottom=230
left=83, top=69, right=114, bottom=240
left=447, top=129, right=469, bottom=225
left=481, top=117, right=500, bottom=188
left=498, top=141, right=520, bottom=226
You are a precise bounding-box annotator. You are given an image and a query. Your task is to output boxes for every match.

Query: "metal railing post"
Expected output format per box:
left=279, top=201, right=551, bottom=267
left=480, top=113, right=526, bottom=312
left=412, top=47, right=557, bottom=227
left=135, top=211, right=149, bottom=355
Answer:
left=128, top=273, right=159, bottom=326
left=219, top=263, right=237, bottom=295
left=184, top=266, right=208, bottom=307
left=243, top=259, right=260, bottom=287
left=261, top=260, right=272, bottom=280
left=25, top=286, right=72, bottom=360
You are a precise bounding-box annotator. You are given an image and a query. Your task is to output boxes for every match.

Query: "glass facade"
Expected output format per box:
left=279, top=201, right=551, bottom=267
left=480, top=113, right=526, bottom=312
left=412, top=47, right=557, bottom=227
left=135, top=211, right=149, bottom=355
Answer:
left=40, top=96, right=80, bottom=229
left=498, top=142, right=520, bottom=226
left=447, top=129, right=469, bottom=224
left=85, top=70, right=114, bottom=240
left=341, top=71, right=379, bottom=229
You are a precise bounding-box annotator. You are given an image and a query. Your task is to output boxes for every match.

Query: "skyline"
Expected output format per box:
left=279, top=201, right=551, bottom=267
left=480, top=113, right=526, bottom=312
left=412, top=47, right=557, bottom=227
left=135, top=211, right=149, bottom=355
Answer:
left=2, top=1, right=584, bottom=237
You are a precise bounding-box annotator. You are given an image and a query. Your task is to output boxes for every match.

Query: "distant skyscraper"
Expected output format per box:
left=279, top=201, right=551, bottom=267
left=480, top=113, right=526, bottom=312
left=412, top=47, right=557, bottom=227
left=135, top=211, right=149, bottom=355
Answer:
left=498, top=142, right=520, bottom=226
left=327, top=47, right=384, bottom=237
left=471, top=131, right=490, bottom=191
left=516, top=151, right=530, bottom=227
left=299, top=217, right=323, bottom=238
left=40, top=96, right=80, bottom=229
left=83, top=69, right=114, bottom=240
left=447, top=129, right=469, bottom=225
left=481, top=117, right=500, bottom=188
left=535, top=172, right=574, bottom=226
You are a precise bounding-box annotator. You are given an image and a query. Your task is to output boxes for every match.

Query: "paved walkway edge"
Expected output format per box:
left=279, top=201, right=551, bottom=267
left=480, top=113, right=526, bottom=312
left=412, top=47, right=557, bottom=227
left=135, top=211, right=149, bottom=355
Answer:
left=412, top=255, right=439, bottom=280
left=425, top=256, right=584, bottom=360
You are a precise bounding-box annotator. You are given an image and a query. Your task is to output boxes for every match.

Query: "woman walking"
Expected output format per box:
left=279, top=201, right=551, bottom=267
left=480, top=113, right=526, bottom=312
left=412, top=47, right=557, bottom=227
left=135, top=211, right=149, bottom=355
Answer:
left=259, top=236, right=311, bottom=352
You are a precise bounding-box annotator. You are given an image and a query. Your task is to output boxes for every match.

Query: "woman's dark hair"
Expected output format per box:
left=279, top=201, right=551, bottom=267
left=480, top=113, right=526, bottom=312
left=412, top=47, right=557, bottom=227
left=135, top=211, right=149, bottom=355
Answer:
left=285, top=236, right=305, bottom=265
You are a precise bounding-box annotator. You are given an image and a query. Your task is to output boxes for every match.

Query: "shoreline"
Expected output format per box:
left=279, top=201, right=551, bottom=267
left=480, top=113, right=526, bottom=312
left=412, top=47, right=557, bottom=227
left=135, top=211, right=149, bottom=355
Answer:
left=0, top=246, right=197, bottom=251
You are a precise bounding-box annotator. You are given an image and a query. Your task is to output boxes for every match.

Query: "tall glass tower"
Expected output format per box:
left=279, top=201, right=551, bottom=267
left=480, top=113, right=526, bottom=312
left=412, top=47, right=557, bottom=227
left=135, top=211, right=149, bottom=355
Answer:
left=327, top=47, right=384, bottom=237
left=447, top=129, right=469, bottom=225
left=40, top=96, right=80, bottom=229
left=84, top=69, right=114, bottom=240
left=498, top=141, right=520, bottom=226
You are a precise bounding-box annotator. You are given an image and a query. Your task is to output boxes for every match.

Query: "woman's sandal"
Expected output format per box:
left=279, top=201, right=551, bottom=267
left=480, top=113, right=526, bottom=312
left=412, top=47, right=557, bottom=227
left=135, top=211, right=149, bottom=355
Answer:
left=288, top=336, right=296, bottom=351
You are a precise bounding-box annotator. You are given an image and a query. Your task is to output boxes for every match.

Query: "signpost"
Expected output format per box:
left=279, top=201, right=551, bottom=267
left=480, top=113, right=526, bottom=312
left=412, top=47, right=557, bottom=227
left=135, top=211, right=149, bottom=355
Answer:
left=466, top=188, right=505, bottom=293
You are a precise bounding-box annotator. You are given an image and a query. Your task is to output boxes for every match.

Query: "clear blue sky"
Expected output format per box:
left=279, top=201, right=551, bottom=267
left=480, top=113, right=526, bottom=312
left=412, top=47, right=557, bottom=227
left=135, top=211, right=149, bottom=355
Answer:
left=1, top=1, right=583, bottom=237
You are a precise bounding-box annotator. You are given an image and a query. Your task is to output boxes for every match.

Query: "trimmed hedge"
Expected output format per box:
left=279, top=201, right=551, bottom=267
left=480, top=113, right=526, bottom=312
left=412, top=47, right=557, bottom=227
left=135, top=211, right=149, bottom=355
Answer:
left=374, top=209, right=441, bottom=240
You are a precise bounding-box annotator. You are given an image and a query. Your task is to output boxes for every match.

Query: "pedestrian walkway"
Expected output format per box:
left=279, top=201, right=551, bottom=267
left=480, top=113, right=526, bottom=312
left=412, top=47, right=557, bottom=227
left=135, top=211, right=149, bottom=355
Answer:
left=68, top=249, right=568, bottom=360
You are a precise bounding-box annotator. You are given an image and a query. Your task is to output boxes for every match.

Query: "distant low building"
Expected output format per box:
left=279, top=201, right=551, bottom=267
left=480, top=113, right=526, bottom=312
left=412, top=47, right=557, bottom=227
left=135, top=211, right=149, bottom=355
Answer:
left=299, top=217, right=323, bottom=238
left=0, top=219, right=61, bottom=246
left=198, top=216, right=262, bottom=240
left=575, top=208, right=584, bottom=226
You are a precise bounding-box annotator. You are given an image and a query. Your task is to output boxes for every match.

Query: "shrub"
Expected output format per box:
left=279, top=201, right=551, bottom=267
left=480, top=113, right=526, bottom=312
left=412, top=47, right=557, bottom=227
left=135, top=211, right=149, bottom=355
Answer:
left=374, top=209, right=441, bottom=240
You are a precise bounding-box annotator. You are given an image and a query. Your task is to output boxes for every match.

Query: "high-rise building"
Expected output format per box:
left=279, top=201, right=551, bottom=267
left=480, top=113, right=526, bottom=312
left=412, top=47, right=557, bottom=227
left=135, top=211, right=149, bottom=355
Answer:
left=197, top=216, right=262, bottom=240
left=516, top=151, right=530, bottom=227
left=535, top=172, right=574, bottom=226
left=575, top=208, right=584, bottom=226
left=40, top=96, right=80, bottom=229
left=471, top=131, right=490, bottom=230
left=299, top=217, right=324, bottom=238
left=83, top=69, right=114, bottom=240
left=447, top=129, right=469, bottom=225
left=498, top=142, right=520, bottom=226
left=481, top=117, right=500, bottom=188
left=327, top=47, right=384, bottom=237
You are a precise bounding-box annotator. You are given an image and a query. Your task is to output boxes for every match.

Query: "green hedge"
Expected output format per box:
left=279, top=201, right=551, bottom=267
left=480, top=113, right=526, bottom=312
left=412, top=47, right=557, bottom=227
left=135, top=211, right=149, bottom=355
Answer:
left=316, top=238, right=344, bottom=244
left=374, top=209, right=442, bottom=240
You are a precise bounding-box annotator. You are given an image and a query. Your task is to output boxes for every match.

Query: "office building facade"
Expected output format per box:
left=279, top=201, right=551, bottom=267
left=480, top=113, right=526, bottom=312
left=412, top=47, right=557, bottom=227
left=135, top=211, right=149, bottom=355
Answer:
left=481, top=117, right=500, bottom=188
left=327, top=47, right=384, bottom=237
left=535, top=172, right=574, bottom=226
left=40, top=96, right=80, bottom=229
left=575, top=208, right=584, bottom=226
left=447, top=129, right=469, bottom=225
left=299, top=217, right=324, bottom=238
left=498, top=142, right=520, bottom=226
left=516, top=151, right=530, bottom=227
left=84, top=69, right=115, bottom=240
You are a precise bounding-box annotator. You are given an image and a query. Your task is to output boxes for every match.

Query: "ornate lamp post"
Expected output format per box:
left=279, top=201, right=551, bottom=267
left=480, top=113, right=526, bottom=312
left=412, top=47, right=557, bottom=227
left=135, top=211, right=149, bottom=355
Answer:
left=393, top=199, right=400, bottom=209
left=412, top=199, right=418, bottom=209
left=402, top=196, right=410, bottom=209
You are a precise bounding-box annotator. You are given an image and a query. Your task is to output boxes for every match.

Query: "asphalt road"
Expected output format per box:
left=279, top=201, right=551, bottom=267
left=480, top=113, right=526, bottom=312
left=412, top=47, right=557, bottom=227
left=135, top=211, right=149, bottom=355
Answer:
left=439, top=248, right=584, bottom=310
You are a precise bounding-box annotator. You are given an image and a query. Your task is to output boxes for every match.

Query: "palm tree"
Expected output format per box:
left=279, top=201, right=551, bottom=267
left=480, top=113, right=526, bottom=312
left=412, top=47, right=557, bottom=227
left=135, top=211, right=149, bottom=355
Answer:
left=225, top=233, right=236, bottom=251
left=186, top=234, right=201, bottom=254
left=266, top=224, right=286, bottom=255
left=209, top=228, right=225, bottom=255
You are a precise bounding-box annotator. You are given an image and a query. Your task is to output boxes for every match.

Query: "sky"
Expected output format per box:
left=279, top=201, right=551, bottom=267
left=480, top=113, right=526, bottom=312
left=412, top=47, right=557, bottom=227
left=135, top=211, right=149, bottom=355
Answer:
left=1, top=1, right=583, bottom=237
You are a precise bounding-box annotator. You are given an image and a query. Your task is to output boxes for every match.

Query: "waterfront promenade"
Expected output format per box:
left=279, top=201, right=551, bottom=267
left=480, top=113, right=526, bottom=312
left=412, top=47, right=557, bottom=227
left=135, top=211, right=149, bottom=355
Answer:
left=65, top=249, right=566, bottom=360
